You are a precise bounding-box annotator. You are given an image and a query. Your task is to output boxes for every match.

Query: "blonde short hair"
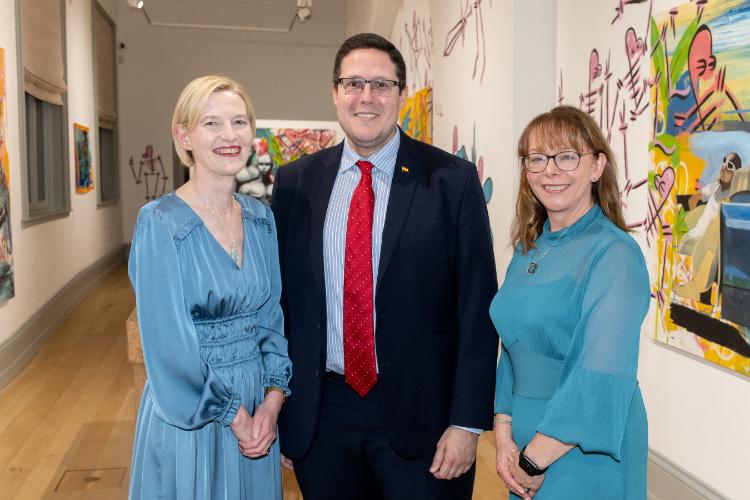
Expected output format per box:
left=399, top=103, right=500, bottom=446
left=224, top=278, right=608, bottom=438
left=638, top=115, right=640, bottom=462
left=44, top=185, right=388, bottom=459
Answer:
left=171, top=75, right=256, bottom=167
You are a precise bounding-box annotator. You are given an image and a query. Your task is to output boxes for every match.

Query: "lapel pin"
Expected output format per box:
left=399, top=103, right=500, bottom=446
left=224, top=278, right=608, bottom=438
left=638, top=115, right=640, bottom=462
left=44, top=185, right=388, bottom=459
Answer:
left=401, top=166, right=410, bottom=173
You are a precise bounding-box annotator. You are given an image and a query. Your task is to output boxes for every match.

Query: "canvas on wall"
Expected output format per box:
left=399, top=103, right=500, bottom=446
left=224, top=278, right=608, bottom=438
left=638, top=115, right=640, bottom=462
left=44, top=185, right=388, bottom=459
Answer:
left=235, top=120, right=342, bottom=204
left=649, top=0, right=750, bottom=376
left=394, top=0, right=433, bottom=145
left=74, top=123, right=93, bottom=193
left=0, top=47, right=14, bottom=302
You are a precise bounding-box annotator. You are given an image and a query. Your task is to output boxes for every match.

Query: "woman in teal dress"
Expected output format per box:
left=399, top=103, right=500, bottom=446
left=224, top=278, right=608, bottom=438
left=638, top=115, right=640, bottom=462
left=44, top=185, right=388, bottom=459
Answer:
left=491, top=106, right=650, bottom=499
left=128, top=75, right=291, bottom=499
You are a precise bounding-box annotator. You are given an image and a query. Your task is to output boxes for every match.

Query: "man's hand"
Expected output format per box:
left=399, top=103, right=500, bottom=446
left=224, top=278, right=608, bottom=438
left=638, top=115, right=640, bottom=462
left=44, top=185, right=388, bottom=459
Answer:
left=429, top=427, right=479, bottom=480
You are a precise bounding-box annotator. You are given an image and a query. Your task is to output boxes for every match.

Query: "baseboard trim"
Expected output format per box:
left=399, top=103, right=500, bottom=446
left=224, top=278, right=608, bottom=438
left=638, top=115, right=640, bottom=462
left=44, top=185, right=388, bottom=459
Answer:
left=0, top=245, right=128, bottom=390
left=648, top=448, right=727, bottom=500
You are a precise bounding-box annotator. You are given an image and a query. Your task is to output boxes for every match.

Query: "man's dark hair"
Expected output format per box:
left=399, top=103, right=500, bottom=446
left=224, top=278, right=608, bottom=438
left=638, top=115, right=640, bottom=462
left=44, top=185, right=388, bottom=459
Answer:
left=332, top=33, right=407, bottom=91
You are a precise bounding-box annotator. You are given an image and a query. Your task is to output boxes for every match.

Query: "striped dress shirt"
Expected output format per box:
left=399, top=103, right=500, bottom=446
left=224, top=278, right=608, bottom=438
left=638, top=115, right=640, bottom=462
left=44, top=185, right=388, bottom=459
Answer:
left=323, top=130, right=400, bottom=374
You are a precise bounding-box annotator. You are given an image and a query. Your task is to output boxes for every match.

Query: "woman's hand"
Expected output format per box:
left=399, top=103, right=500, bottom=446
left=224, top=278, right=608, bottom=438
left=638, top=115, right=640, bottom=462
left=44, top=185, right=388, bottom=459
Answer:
left=511, top=460, right=545, bottom=498
left=230, top=405, right=254, bottom=449
left=493, top=415, right=529, bottom=498
left=238, top=391, right=284, bottom=458
left=495, top=435, right=530, bottom=498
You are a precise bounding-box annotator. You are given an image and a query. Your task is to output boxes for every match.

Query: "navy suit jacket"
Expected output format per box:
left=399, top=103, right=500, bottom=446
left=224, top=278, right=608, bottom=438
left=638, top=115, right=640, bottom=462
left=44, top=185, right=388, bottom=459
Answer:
left=272, top=130, right=498, bottom=460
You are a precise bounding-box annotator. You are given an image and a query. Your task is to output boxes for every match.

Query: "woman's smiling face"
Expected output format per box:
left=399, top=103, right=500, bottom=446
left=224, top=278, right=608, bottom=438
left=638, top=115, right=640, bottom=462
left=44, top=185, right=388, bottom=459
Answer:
left=524, top=130, right=606, bottom=230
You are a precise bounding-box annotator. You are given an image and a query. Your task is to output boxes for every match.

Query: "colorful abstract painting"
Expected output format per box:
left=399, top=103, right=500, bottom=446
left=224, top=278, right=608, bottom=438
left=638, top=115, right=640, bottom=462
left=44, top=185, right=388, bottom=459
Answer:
left=649, top=0, right=750, bottom=376
left=399, top=87, right=433, bottom=144
left=0, top=47, right=14, bottom=301
left=74, top=123, right=93, bottom=193
left=236, top=125, right=340, bottom=204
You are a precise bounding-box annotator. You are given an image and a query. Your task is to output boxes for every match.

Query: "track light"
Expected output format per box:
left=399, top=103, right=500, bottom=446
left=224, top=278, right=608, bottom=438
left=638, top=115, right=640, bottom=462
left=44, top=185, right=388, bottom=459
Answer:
left=126, top=0, right=144, bottom=9
left=296, top=0, right=312, bottom=21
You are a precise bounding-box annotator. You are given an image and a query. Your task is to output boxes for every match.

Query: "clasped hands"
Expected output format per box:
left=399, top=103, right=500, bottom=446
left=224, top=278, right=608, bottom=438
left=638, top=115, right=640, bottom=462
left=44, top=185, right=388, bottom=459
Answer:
left=230, top=392, right=285, bottom=458
left=495, top=437, right=545, bottom=499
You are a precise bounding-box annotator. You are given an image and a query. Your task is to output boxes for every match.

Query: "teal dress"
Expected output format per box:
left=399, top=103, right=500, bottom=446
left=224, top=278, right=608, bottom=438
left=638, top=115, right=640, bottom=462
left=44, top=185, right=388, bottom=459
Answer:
left=128, top=192, right=291, bottom=499
left=490, top=206, right=649, bottom=499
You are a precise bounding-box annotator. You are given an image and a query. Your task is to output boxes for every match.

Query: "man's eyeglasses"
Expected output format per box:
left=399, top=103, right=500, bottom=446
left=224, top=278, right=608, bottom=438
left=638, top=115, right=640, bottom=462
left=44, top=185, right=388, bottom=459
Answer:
left=521, top=151, right=597, bottom=173
left=335, top=78, right=402, bottom=96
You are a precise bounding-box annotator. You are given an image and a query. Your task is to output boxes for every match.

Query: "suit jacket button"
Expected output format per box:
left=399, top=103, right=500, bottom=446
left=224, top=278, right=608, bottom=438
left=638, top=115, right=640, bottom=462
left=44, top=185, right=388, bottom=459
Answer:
left=314, top=369, right=320, bottom=378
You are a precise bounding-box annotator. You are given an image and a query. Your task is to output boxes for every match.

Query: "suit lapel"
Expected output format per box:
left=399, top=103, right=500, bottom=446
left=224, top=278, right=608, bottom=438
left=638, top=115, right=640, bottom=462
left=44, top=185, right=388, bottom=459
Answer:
left=376, top=132, right=419, bottom=294
left=309, top=143, right=343, bottom=321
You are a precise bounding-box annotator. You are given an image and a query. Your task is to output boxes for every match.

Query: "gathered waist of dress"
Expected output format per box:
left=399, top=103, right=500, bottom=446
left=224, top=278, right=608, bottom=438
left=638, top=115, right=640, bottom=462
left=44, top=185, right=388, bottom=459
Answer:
left=506, top=343, right=562, bottom=399
left=192, top=311, right=260, bottom=347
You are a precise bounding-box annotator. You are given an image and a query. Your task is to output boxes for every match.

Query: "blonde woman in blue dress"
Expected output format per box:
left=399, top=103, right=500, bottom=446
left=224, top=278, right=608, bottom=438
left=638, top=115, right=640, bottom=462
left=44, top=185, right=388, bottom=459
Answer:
left=128, top=75, right=291, bottom=499
left=491, top=106, right=649, bottom=499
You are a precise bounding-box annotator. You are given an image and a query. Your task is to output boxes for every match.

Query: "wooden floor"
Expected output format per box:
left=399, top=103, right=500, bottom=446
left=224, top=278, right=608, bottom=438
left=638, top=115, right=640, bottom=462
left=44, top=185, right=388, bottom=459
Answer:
left=0, top=265, right=507, bottom=499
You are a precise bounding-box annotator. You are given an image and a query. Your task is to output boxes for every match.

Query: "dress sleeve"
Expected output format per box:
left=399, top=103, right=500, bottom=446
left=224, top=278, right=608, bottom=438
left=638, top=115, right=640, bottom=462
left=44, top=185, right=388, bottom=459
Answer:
left=128, top=207, right=240, bottom=430
left=494, top=342, right=514, bottom=415
left=257, top=206, right=292, bottom=395
left=535, top=239, right=649, bottom=459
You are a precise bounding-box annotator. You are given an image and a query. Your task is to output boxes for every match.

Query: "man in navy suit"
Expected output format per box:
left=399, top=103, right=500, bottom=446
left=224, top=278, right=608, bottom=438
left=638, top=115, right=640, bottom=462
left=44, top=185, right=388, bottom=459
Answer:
left=272, top=33, right=498, bottom=500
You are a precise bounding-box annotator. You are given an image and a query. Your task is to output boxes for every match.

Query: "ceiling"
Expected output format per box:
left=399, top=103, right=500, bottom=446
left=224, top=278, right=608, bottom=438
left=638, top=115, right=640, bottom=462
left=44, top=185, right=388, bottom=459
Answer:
left=142, top=0, right=301, bottom=32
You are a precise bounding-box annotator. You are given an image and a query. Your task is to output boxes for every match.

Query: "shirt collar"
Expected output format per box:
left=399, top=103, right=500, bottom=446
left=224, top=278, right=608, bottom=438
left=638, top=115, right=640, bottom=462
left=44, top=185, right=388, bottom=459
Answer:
left=340, top=127, right=400, bottom=176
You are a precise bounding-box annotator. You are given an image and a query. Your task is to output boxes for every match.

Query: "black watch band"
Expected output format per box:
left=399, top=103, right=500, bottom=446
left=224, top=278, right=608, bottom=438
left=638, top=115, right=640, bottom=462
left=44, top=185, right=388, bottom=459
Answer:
left=518, top=445, right=549, bottom=476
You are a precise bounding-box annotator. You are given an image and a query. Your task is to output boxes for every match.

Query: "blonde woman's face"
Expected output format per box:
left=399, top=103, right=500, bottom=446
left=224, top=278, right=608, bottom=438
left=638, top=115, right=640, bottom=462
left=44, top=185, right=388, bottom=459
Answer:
left=178, top=90, right=253, bottom=177
left=525, top=133, right=605, bottom=230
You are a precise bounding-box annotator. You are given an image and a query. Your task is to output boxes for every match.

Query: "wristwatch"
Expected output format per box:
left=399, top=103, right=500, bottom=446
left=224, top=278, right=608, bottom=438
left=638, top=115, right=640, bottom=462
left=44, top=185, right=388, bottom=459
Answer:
left=518, top=445, right=549, bottom=476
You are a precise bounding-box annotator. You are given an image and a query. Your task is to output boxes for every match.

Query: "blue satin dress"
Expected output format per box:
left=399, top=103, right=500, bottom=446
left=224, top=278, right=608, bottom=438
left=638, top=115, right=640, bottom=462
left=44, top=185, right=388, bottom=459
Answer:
left=128, top=192, right=291, bottom=499
left=490, top=206, right=649, bottom=499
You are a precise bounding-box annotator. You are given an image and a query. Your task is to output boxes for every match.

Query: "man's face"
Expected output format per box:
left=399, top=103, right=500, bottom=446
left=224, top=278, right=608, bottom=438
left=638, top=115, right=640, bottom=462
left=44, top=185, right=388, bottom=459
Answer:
left=332, top=48, right=406, bottom=158
left=719, top=157, right=736, bottom=189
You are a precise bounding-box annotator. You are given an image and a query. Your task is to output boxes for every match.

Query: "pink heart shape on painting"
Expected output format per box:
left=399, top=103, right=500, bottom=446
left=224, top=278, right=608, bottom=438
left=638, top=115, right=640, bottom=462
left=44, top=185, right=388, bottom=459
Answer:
left=655, top=167, right=675, bottom=199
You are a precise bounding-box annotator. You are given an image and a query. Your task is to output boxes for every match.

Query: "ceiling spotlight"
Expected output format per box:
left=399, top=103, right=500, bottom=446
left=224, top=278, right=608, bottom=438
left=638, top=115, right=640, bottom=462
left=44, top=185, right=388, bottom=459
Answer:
left=126, top=0, right=144, bottom=8
left=296, top=0, right=312, bottom=21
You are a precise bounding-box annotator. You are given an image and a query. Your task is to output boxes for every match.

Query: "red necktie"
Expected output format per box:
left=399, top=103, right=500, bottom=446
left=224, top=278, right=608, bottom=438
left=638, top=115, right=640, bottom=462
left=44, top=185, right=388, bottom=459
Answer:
left=343, top=160, right=377, bottom=397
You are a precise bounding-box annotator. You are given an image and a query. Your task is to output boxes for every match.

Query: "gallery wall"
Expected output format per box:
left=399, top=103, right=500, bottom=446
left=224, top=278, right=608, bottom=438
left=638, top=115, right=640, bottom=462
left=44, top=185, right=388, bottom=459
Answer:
left=116, top=2, right=345, bottom=242
left=390, top=0, right=747, bottom=497
left=557, top=1, right=749, bottom=497
left=392, top=0, right=557, bottom=279
left=0, top=0, right=123, bottom=343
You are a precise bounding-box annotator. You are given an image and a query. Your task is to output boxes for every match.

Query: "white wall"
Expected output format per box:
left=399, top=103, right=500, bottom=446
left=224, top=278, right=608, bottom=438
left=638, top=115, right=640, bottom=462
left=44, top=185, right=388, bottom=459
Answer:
left=116, top=2, right=345, bottom=242
left=345, top=0, right=401, bottom=37
left=0, top=0, right=123, bottom=342
left=556, top=1, right=750, bottom=497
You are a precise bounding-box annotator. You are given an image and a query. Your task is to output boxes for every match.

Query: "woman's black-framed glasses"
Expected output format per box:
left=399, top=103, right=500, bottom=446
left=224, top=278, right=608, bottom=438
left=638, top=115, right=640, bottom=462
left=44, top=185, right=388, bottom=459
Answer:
left=521, top=151, right=597, bottom=173
left=335, top=77, right=402, bottom=96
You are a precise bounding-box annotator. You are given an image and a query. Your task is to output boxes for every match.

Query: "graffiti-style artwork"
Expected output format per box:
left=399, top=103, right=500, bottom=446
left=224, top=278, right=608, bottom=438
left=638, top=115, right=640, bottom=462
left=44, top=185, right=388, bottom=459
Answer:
left=400, top=87, right=432, bottom=144
left=452, top=124, right=493, bottom=205
left=0, top=47, right=14, bottom=302
left=400, top=7, right=433, bottom=90
left=74, top=123, right=93, bottom=193
left=395, top=1, right=433, bottom=145
left=649, top=0, right=750, bottom=376
left=236, top=128, right=338, bottom=203
left=443, top=0, right=488, bottom=82
left=562, top=1, right=656, bottom=227
left=130, top=145, right=168, bottom=201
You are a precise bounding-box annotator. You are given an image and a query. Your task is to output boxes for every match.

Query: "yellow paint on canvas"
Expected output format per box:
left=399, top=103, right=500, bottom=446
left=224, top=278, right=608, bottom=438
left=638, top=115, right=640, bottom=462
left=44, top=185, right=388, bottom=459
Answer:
left=399, top=87, right=432, bottom=144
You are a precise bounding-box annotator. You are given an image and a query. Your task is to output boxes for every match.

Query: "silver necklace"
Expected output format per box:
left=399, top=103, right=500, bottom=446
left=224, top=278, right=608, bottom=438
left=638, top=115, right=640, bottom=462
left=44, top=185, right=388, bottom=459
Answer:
left=192, top=182, right=241, bottom=266
left=527, top=226, right=569, bottom=275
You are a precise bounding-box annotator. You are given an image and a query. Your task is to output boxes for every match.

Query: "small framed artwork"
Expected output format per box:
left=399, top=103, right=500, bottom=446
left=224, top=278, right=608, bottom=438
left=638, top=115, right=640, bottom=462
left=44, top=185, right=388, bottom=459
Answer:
left=74, top=123, right=93, bottom=193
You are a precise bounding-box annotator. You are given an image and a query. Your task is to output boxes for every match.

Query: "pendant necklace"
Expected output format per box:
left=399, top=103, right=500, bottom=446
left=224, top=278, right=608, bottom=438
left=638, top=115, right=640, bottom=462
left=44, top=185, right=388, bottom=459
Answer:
left=527, top=226, right=569, bottom=275
left=192, top=182, right=241, bottom=267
